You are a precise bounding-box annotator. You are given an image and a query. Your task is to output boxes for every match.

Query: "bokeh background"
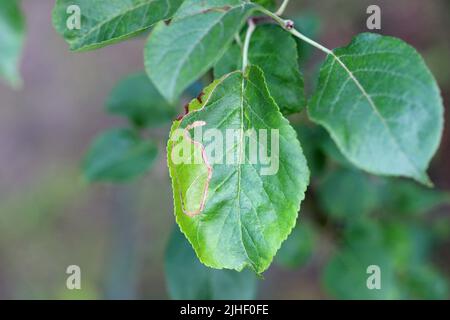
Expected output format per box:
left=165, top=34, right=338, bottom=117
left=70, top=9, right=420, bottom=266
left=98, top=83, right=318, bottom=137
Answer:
left=0, top=0, right=449, bottom=299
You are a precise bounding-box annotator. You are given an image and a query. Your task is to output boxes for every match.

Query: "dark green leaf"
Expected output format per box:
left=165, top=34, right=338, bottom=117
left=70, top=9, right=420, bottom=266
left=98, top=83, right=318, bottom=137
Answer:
left=213, top=44, right=240, bottom=78
left=145, top=3, right=256, bottom=103
left=0, top=0, right=25, bottom=87
left=83, top=128, right=157, bottom=182
left=174, top=0, right=243, bottom=19
left=165, top=226, right=258, bottom=300
left=215, top=24, right=306, bottom=115
left=309, top=33, right=444, bottom=185
left=106, top=72, right=176, bottom=128
left=52, top=0, right=184, bottom=51
left=167, top=66, right=309, bottom=273
left=381, top=180, right=450, bottom=216
left=251, top=0, right=276, bottom=10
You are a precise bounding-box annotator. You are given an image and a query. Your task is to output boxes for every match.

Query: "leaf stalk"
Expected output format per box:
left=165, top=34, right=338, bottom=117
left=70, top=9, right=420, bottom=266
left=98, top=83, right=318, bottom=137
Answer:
left=276, top=0, right=290, bottom=16
left=256, top=6, right=333, bottom=56
left=242, top=18, right=256, bottom=71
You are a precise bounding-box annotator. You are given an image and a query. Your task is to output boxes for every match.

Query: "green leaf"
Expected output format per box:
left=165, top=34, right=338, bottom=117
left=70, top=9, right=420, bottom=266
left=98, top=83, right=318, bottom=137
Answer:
left=213, top=44, right=240, bottom=78
left=317, top=168, right=380, bottom=221
left=319, top=130, right=353, bottom=167
left=173, top=0, right=244, bottom=20
left=145, top=2, right=256, bottom=103
left=309, top=33, right=444, bottom=185
left=0, top=0, right=25, bottom=87
left=215, top=24, right=306, bottom=115
left=165, top=226, right=258, bottom=300
left=275, top=221, right=315, bottom=269
left=167, top=66, right=309, bottom=273
left=83, top=128, right=157, bottom=182
left=251, top=0, right=276, bottom=10
left=52, top=0, right=184, bottom=51
left=106, top=72, right=176, bottom=128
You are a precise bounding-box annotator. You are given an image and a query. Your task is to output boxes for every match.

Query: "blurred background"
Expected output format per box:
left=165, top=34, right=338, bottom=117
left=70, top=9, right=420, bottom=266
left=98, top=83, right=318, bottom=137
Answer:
left=0, top=0, right=449, bottom=299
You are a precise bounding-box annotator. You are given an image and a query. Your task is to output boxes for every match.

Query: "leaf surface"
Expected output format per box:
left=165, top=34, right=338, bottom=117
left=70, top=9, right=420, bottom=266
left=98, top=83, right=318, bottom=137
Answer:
left=251, top=0, right=276, bottom=10
left=309, top=33, right=444, bottom=185
left=167, top=66, right=309, bottom=273
left=52, top=0, right=184, bottom=51
left=145, top=3, right=256, bottom=102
